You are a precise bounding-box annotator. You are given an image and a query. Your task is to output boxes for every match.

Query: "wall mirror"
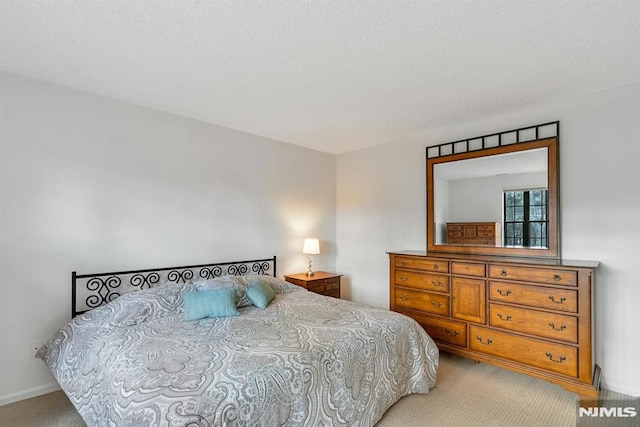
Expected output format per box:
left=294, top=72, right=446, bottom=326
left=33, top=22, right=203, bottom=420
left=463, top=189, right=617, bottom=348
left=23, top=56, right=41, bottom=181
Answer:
left=427, top=122, right=559, bottom=258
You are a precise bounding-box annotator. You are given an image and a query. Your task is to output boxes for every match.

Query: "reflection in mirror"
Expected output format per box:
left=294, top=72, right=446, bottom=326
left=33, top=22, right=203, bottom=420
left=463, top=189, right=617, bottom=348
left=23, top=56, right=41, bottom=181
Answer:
left=433, top=148, right=548, bottom=248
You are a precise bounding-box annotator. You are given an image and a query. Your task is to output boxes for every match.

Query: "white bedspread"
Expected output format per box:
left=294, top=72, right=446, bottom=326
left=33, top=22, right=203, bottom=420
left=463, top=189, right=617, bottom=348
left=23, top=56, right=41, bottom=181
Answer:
left=38, top=277, right=438, bottom=426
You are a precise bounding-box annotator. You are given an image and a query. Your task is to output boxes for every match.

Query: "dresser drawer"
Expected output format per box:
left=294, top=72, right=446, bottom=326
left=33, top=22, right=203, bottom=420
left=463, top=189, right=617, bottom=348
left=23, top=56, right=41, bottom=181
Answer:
left=463, top=225, right=477, bottom=237
left=395, top=257, right=449, bottom=273
left=489, top=264, right=578, bottom=286
left=394, top=287, right=450, bottom=316
left=469, top=325, right=578, bottom=377
left=451, top=261, right=486, bottom=277
left=489, top=282, right=577, bottom=313
left=489, top=303, right=578, bottom=343
left=394, top=270, right=449, bottom=292
left=477, top=231, right=495, bottom=238
left=399, top=309, right=467, bottom=347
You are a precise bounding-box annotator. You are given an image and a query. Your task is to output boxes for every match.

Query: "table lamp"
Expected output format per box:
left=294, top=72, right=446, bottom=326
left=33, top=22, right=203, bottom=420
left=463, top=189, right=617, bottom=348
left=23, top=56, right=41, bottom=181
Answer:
left=302, top=238, right=320, bottom=277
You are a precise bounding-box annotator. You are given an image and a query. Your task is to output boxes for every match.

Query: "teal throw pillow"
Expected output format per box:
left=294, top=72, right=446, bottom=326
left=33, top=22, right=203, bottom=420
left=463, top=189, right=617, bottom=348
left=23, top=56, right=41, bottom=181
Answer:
left=182, top=288, right=239, bottom=321
left=246, top=279, right=276, bottom=309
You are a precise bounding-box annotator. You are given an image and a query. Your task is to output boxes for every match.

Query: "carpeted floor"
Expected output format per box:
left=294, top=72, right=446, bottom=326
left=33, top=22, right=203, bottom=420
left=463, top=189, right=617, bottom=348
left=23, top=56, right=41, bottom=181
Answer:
left=0, top=352, right=636, bottom=426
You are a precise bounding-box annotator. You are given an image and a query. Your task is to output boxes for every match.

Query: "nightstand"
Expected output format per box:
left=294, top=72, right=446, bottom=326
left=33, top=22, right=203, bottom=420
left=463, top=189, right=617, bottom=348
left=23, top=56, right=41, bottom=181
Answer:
left=284, top=272, right=342, bottom=299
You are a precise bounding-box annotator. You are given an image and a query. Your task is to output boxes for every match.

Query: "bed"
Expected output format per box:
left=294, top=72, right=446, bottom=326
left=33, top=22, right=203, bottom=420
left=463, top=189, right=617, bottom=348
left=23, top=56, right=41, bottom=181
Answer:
left=37, top=257, right=439, bottom=426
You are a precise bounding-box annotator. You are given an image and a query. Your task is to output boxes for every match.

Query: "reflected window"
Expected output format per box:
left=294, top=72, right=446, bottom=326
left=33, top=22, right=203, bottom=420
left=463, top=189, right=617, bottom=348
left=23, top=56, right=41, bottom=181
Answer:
left=503, top=189, right=548, bottom=247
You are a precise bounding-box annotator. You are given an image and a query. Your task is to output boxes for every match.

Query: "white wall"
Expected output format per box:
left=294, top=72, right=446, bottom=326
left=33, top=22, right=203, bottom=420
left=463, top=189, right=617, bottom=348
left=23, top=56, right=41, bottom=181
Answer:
left=2, top=71, right=638, bottom=404
left=447, top=171, right=547, bottom=222
left=0, top=72, right=337, bottom=404
left=337, top=83, right=640, bottom=396
left=433, top=178, right=449, bottom=244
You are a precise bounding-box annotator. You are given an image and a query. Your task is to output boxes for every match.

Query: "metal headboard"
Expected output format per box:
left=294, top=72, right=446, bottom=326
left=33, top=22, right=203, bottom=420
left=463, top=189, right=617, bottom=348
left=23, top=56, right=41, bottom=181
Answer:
left=71, top=256, right=277, bottom=318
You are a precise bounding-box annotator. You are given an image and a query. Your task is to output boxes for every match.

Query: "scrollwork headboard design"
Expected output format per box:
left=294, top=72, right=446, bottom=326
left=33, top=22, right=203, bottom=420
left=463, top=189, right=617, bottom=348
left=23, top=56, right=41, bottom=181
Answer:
left=71, top=256, right=276, bottom=318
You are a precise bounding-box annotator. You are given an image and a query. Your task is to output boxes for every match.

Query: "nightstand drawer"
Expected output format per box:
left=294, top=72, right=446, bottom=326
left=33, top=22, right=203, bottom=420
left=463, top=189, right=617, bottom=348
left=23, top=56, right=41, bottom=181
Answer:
left=308, top=277, right=340, bottom=293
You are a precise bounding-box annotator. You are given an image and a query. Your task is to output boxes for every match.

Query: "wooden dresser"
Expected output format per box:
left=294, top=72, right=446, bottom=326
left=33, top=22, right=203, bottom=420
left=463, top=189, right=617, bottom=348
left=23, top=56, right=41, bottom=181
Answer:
left=389, top=250, right=599, bottom=405
left=447, top=222, right=501, bottom=246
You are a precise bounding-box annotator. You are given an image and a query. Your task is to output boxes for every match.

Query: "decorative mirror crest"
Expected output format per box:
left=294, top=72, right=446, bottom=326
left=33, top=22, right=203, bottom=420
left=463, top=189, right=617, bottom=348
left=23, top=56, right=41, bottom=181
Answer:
left=427, top=121, right=558, bottom=159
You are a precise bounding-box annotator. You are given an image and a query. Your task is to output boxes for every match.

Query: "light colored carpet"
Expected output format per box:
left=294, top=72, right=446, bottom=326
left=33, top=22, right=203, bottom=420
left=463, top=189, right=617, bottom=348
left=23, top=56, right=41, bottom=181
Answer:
left=379, top=352, right=577, bottom=426
left=0, top=352, right=635, bottom=426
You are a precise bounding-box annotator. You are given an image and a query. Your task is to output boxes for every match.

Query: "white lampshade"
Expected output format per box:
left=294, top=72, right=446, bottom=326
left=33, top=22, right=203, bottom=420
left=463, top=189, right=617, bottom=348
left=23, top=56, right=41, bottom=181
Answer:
left=302, top=238, right=320, bottom=255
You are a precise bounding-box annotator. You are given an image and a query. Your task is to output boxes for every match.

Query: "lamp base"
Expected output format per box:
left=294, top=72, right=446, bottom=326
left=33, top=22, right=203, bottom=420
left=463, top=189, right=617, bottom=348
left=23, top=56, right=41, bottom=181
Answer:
left=307, top=255, right=314, bottom=277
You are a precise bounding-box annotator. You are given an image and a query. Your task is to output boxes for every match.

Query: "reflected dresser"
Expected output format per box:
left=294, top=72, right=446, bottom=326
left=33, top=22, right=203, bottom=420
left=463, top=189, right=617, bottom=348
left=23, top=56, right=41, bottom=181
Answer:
left=446, top=222, right=501, bottom=246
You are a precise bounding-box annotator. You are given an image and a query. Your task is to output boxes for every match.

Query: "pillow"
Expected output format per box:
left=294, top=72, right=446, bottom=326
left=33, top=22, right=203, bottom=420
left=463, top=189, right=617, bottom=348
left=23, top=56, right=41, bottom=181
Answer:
left=245, top=279, right=276, bottom=308
left=193, top=275, right=253, bottom=308
left=252, top=275, right=303, bottom=294
left=182, top=288, right=239, bottom=321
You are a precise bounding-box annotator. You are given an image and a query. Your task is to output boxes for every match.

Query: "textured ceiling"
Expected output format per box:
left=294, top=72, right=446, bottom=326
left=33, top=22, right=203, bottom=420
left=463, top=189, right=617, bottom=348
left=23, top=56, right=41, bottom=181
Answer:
left=1, top=1, right=639, bottom=154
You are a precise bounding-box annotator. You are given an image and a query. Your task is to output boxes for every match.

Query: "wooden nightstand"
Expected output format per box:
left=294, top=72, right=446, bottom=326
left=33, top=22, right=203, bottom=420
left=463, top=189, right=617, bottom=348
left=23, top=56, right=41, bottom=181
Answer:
left=284, top=272, right=342, bottom=299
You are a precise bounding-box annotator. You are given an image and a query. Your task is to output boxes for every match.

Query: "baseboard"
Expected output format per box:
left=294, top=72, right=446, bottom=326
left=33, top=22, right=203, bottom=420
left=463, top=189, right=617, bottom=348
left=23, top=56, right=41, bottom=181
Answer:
left=0, top=383, right=61, bottom=407
left=601, top=381, right=640, bottom=398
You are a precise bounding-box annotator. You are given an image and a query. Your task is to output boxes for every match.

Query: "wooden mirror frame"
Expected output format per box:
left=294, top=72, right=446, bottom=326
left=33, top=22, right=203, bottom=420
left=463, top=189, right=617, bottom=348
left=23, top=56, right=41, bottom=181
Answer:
left=427, top=135, right=559, bottom=259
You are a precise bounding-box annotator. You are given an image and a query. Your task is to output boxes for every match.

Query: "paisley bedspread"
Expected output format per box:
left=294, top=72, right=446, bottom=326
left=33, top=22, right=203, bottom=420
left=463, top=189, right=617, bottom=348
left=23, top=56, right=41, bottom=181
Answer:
left=38, top=276, right=438, bottom=426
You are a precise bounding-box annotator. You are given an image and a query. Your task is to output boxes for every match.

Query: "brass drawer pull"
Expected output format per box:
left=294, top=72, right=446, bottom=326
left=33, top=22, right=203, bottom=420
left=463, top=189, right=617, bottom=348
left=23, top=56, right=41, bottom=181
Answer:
left=549, top=322, right=566, bottom=331
left=497, top=289, right=511, bottom=296
left=401, top=260, right=406, bottom=266
left=445, top=328, right=459, bottom=336
left=433, top=263, right=439, bottom=270
left=553, top=274, right=561, bottom=281
left=501, top=269, right=507, bottom=276
left=399, top=275, right=408, bottom=282
left=399, top=295, right=409, bottom=302
left=476, top=336, right=493, bottom=345
left=548, top=296, right=566, bottom=304
left=431, top=300, right=442, bottom=308
left=430, top=280, right=442, bottom=287
left=497, top=313, right=512, bottom=321
left=545, top=352, right=566, bottom=363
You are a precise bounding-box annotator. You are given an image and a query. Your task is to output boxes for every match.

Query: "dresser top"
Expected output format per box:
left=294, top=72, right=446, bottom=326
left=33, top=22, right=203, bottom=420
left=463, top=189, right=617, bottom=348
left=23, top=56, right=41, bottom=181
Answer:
left=387, top=250, right=599, bottom=269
